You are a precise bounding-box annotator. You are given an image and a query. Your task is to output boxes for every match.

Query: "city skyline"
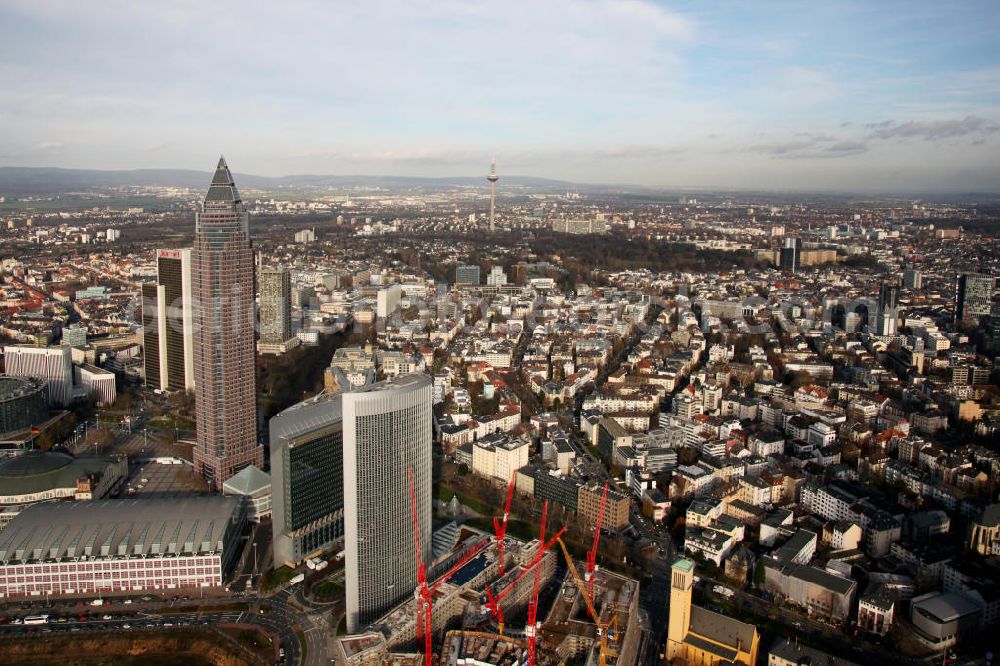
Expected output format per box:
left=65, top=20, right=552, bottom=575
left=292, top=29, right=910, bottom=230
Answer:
left=0, top=1, right=998, bottom=191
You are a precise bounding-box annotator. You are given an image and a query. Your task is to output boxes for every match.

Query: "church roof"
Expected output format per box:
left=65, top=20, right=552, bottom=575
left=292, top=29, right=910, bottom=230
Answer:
left=687, top=604, right=756, bottom=655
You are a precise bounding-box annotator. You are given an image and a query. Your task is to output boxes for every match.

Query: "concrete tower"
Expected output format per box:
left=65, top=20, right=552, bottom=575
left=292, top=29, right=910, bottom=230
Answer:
left=487, top=156, right=499, bottom=232
left=192, top=157, right=263, bottom=490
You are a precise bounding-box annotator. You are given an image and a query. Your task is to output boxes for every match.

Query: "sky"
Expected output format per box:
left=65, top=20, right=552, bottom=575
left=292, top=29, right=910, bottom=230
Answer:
left=1, top=0, right=999, bottom=192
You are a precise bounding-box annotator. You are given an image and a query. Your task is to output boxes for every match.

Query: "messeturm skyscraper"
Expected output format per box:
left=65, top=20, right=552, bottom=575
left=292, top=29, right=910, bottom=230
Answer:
left=192, top=157, right=262, bottom=489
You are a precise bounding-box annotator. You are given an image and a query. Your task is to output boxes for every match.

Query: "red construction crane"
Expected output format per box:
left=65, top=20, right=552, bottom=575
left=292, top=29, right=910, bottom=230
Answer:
left=482, top=519, right=566, bottom=634
left=408, top=470, right=433, bottom=665
left=585, top=482, right=609, bottom=600
left=525, top=501, right=547, bottom=666
left=492, top=472, right=517, bottom=576
left=408, top=470, right=490, bottom=666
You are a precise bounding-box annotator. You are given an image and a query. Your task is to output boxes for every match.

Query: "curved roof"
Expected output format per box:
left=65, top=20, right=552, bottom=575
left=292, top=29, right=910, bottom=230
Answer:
left=0, top=450, right=73, bottom=477
left=0, top=375, right=46, bottom=402
left=0, top=451, right=119, bottom=500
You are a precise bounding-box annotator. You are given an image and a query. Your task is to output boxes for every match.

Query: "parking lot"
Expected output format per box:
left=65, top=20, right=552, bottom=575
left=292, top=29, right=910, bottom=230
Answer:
left=121, top=460, right=209, bottom=498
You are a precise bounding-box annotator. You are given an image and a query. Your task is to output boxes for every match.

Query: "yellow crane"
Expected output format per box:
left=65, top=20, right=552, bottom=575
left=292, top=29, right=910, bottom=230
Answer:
left=556, top=538, right=619, bottom=666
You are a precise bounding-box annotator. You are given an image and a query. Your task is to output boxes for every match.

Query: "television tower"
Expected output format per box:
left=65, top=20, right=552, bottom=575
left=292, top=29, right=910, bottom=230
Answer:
left=487, top=156, right=499, bottom=232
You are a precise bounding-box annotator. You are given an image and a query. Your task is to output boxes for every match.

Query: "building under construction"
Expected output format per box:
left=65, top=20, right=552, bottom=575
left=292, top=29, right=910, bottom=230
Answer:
left=334, top=523, right=641, bottom=666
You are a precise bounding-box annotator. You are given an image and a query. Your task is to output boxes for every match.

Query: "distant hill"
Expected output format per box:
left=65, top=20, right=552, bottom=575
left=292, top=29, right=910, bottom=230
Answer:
left=0, top=166, right=583, bottom=195
left=1, top=166, right=997, bottom=203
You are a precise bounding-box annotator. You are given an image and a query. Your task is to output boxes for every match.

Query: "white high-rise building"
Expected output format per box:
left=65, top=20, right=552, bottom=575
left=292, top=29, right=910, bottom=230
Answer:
left=3, top=345, right=73, bottom=406
left=343, top=374, right=432, bottom=632
left=75, top=364, right=117, bottom=406
left=486, top=265, right=508, bottom=287
left=376, top=283, right=402, bottom=319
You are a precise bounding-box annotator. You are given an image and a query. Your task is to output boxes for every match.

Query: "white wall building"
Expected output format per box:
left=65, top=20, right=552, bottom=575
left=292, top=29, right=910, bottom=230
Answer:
left=3, top=345, right=73, bottom=406
left=75, top=363, right=117, bottom=406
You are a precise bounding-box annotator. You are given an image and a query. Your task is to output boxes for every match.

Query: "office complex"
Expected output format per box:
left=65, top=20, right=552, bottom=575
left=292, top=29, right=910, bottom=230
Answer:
left=142, top=248, right=195, bottom=392
left=486, top=265, right=507, bottom=286
left=2, top=345, right=73, bottom=407
left=779, top=237, right=802, bottom=273
left=877, top=280, right=900, bottom=336
left=455, top=264, right=480, bottom=286
left=0, top=497, right=246, bottom=598
left=550, top=218, right=609, bottom=235
left=903, top=268, right=923, bottom=290
left=376, top=283, right=402, bottom=319
left=955, top=273, right=994, bottom=325
left=258, top=266, right=299, bottom=355
left=343, top=373, right=432, bottom=632
left=74, top=363, right=117, bottom=406
left=61, top=324, right=87, bottom=349
left=270, top=393, right=345, bottom=567
left=192, top=158, right=263, bottom=490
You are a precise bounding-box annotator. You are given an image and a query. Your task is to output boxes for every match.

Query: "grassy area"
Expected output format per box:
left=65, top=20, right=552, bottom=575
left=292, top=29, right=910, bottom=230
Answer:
left=311, top=578, right=344, bottom=602
left=264, top=566, right=296, bottom=590
left=435, top=486, right=456, bottom=503
left=438, top=486, right=492, bottom=515
left=464, top=516, right=552, bottom=544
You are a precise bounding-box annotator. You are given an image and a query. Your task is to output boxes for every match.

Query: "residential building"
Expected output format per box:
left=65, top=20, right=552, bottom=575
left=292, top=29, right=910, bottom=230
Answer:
left=258, top=266, right=299, bottom=355
left=471, top=433, right=529, bottom=483
left=578, top=483, right=629, bottom=531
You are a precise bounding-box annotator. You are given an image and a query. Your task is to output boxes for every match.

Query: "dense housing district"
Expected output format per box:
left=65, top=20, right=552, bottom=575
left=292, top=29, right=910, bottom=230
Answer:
left=0, top=166, right=998, bottom=665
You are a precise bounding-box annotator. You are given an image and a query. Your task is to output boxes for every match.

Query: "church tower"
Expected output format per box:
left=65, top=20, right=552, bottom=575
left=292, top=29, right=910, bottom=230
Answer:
left=667, top=558, right=694, bottom=660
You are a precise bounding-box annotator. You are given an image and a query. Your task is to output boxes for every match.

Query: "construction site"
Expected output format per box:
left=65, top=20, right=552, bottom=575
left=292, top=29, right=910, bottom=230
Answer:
left=334, top=479, right=642, bottom=666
